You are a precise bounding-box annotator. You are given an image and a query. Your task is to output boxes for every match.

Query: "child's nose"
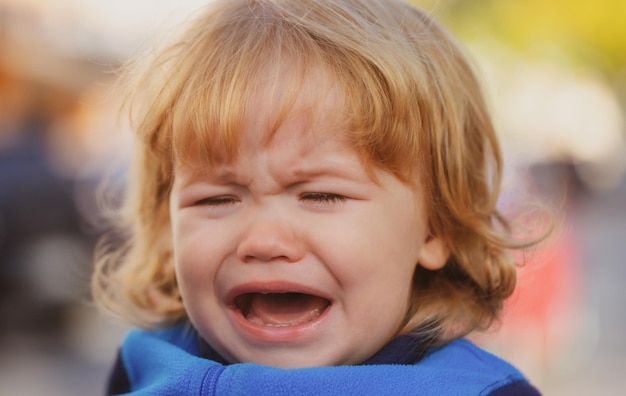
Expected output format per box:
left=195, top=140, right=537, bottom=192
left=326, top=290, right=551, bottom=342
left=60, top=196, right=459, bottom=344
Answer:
left=236, top=212, right=304, bottom=263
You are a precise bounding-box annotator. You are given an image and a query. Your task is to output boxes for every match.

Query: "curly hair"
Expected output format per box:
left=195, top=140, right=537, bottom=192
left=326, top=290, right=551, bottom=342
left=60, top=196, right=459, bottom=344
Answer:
left=92, top=0, right=533, bottom=344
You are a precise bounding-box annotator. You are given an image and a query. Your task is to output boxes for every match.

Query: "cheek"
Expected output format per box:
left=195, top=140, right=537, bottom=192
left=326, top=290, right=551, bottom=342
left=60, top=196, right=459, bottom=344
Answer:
left=172, top=223, right=222, bottom=291
left=330, top=213, right=420, bottom=318
left=313, top=208, right=419, bottom=273
left=173, top=248, right=203, bottom=300
left=321, top=221, right=418, bottom=302
left=342, top=266, right=415, bottom=350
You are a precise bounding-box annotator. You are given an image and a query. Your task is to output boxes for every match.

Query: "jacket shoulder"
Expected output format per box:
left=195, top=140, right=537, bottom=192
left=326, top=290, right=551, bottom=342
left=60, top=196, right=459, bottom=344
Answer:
left=419, top=339, right=540, bottom=395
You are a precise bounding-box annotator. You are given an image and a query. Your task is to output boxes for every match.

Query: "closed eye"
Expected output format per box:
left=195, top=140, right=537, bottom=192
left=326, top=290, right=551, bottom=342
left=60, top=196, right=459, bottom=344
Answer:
left=194, top=196, right=239, bottom=206
left=300, top=192, right=347, bottom=204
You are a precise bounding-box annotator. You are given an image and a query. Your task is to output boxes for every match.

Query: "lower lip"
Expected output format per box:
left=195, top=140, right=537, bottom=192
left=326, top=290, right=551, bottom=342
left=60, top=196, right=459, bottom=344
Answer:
left=228, top=304, right=332, bottom=343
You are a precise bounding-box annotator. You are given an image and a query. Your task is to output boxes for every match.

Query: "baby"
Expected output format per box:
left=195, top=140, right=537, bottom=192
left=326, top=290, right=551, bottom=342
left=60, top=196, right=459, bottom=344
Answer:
left=93, top=0, right=541, bottom=394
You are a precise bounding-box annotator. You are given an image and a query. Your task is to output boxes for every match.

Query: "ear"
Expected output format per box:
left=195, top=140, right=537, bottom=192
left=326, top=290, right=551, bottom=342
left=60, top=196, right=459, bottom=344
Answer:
left=417, top=234, right=449, bottom=270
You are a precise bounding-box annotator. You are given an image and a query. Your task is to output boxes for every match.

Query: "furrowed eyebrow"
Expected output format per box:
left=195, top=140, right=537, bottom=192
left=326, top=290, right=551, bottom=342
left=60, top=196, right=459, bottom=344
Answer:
left=174, top=155, right=376, bottom=189
left=291, top=162, right=374, bottom=184
left=175, top=165, right=239, bottom=189
left=293, top=168, right=357, bottom=181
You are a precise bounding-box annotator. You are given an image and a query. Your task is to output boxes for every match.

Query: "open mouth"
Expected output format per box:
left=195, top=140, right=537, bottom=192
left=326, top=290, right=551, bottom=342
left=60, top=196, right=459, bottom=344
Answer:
left=234, top=292, right=331, bottom=328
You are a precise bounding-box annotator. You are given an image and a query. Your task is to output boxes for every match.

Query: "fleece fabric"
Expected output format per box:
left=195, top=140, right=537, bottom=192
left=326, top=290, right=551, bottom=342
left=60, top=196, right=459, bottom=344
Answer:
left=109, top=324, right=540, bottom=395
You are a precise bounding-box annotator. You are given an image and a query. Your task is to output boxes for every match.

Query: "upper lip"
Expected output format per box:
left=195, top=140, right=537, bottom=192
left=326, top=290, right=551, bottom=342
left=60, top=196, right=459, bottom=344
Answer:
left=225, top=281, right=332, bottom=308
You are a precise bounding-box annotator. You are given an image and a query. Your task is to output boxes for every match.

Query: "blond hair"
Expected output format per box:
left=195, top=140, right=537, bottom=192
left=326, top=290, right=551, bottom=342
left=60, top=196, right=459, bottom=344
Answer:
left=93, top=0, right=530, bottom=343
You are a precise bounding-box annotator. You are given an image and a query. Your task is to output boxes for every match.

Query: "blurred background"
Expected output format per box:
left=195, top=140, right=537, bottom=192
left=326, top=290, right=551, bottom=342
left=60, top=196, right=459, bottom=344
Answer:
left=0, top=0, right=624, bottom=394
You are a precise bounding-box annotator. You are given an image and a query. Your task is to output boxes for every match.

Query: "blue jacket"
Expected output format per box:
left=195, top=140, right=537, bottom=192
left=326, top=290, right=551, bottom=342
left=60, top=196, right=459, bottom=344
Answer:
left=108, top=324, right=540, bottom=395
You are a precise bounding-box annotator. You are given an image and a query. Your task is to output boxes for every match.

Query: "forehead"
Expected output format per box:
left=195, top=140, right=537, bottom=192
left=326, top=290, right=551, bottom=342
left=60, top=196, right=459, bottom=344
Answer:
left=244, top=70, right=346, bottom=147
left=174, top=64, right=354, bottom=168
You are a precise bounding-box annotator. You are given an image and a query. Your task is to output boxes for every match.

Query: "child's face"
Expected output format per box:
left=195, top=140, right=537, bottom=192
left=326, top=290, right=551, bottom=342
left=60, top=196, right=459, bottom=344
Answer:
left=169, top=75, right=447, bottom=368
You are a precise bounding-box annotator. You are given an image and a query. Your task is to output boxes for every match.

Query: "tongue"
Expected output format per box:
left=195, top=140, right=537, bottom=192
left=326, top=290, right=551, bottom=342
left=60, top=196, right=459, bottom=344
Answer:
left=244, top=293, right=329, bottom=327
